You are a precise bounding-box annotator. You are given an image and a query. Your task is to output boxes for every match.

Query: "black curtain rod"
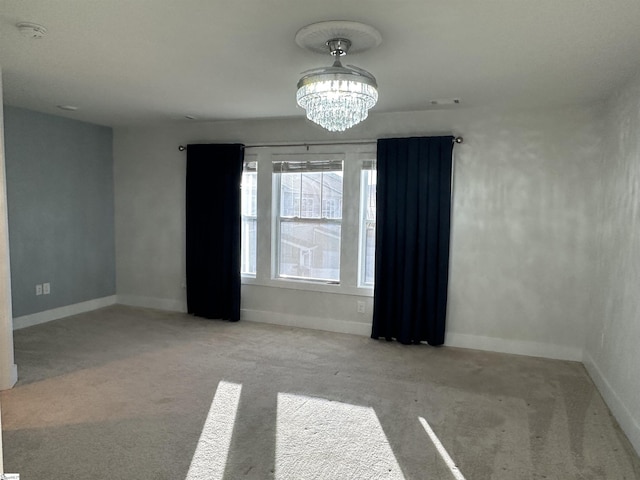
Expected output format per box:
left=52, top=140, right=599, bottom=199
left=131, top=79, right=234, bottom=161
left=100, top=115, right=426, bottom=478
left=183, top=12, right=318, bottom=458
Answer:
left=178, top=136, right=463, bottom=151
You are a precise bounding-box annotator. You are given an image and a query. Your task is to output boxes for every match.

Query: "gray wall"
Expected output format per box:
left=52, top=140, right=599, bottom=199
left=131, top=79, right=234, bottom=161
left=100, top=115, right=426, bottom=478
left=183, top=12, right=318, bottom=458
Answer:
left=113, top=104, right=601, bottom=361
left=3, top=106, right=115, bottom=317
left=584, top=70, right=640, bottom=454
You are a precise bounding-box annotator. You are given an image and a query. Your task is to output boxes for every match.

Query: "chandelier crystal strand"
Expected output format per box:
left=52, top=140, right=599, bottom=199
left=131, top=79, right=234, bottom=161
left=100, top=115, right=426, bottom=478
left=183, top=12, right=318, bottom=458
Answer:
left=297, top=79, right=378, bottom=132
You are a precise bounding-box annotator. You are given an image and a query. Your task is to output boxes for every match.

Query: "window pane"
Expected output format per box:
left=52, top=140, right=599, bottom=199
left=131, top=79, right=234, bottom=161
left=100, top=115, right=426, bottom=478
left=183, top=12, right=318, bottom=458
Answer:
left=280, top=172, right=300, bottom=217
left=300, top=173, right=321, bottom=218
left=322, top=172, right=343, bottom=219
left=241, top=218, right=257, bottom=274
left=241, top=162, right=257, bottom=275
left=361, top=169, right=376, bottom=285
left=280, top=171, right=343, bottom=219
left=363, top=222, right=375, bottom=285
left=279, top=221, right=341, bottom=282
left=275, top=160, right=343, bottom=282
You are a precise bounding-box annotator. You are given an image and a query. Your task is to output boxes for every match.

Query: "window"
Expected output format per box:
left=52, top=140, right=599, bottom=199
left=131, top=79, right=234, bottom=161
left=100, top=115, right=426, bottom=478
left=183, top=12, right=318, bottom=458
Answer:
left=239, top=145, right=375, bottom=296
left=241, top=159, right=257, bottom=275
left=322, top=198, right=340, bottom=218
left=360, top=163, right=377, bottom=286
left=273, top=159, right=343, bottom=282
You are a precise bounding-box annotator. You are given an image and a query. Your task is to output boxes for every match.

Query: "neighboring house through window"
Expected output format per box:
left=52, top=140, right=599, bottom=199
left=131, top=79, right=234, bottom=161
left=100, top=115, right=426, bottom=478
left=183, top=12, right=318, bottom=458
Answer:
left=274, top=159, right=343, bottom=282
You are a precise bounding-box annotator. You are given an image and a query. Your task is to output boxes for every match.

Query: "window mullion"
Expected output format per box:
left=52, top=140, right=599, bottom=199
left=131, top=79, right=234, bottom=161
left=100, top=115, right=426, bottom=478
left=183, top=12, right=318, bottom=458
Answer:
left=254, top=151, right=272, bottom=282
left=340, top=152, right=361, bottom=288
left=280, top=217, right=340, bottom=225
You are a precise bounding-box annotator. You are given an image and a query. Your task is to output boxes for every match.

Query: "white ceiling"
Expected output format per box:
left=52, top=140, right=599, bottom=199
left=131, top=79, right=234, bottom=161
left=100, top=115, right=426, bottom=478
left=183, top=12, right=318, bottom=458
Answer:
left=1, top=1, right=640, bottom=127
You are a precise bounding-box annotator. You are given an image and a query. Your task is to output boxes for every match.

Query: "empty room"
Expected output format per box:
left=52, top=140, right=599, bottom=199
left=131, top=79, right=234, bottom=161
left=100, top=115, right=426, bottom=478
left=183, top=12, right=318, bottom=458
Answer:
left=0, top=1, right=640, bottom=479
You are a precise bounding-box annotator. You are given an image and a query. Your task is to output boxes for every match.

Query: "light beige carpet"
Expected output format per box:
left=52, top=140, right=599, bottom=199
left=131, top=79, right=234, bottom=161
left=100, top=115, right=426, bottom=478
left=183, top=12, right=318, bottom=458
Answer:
left=1, top=305, right=639, bottom=479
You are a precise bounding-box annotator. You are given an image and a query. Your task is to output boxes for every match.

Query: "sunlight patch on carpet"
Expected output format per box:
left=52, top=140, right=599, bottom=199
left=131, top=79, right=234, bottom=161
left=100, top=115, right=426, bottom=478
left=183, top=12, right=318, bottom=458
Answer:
left=419, top=416, right=466, bottom=480
left=185, top=381, right=242, bottom=480
left=276, top=393, right=405, bottom=479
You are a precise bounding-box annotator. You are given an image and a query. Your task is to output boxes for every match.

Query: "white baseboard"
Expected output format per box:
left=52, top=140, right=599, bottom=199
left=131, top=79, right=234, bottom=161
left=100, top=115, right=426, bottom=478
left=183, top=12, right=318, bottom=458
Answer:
left=13, top=295, right=118, bottom=330
left=241, top=308, right=372, bottom=336
left=10, top=363, right=17, bottom=386
left=117, top=294, right=186, bottom=313
left=19, top=293, right=582, bottom=363
left=39, top=297, right=579, bottom=362
left=0, top=363, right=18, bottom=391
left=232, top=307, right=586, bottom=361
left=583, top=352, right=640, bottom=455
left=445, top=332, right=583, bottom=361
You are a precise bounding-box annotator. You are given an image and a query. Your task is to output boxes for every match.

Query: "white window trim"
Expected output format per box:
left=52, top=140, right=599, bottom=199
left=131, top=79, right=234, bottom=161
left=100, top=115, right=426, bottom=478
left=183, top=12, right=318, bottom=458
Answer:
left=241, top=144, right=375, bottom=298
left=273, top=153, right=344, bottom=283
left=240, top=154, right=258, bottom=277
left=358, top=167, right=376, bottom=287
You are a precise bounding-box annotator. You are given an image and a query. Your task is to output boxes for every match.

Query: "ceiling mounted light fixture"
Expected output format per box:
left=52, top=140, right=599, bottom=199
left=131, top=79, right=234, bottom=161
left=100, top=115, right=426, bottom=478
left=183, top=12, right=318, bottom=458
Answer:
left=295, top=21, right=382, bottom=132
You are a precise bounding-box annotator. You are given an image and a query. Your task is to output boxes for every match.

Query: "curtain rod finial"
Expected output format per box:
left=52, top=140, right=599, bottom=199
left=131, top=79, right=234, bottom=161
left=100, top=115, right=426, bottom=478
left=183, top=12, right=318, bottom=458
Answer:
left=179, top=145, right=186, bottom=151
left=454, top=136, right=463, bottom=144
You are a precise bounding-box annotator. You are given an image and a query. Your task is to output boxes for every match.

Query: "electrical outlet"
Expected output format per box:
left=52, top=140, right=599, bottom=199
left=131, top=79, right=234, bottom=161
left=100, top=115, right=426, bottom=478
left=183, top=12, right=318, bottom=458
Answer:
left=36, top=284, right=43, bottom=296
left=43, top=282, right=51, bottom=295
left=357, top=301, right=365, bottom=313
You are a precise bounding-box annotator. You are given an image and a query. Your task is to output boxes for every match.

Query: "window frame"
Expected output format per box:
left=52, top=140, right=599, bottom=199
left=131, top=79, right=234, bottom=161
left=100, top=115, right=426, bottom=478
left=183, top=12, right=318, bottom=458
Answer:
left=240, top=145, right=375, bottom=297
left=240, top=156, right=258, bottom=276
left=273, top=156, right=344, bottom=283
left=359, top=163, right=377, bottom=287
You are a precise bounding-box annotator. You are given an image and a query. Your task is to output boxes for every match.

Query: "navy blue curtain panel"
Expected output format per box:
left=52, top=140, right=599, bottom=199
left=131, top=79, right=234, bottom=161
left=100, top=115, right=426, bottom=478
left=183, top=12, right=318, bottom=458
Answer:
left=186, top=144, right=244, bottom=321
left=371, top=136, right=454, bottom=345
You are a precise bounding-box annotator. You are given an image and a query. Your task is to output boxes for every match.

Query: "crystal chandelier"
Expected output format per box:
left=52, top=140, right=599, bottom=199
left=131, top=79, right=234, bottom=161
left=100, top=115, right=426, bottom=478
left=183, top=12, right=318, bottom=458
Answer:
left=296, top=37, right=378, bottom=132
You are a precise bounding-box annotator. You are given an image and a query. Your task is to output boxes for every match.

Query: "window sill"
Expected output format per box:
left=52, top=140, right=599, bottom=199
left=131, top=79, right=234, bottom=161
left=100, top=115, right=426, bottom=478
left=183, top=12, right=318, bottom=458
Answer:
left=241, top=275, right=373, bottom=297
